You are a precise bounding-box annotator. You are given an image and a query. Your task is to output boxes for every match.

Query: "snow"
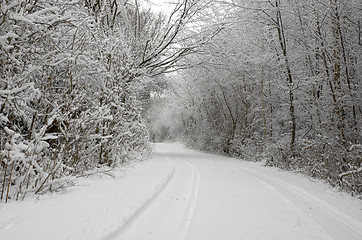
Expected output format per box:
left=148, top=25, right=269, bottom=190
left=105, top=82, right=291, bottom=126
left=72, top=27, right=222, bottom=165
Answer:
left=0, top=143, right=361, bottom=240
left=0, top=82, right=35, bottom=95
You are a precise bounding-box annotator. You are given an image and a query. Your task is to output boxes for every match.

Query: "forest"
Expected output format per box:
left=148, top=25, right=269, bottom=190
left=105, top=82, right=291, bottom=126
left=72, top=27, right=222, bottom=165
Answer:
left=1, top=0, right=361, bottom=203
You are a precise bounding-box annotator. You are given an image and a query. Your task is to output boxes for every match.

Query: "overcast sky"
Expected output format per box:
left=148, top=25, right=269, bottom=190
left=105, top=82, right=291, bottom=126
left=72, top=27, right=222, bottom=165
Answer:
left=144, top=0, right=176, bottom=15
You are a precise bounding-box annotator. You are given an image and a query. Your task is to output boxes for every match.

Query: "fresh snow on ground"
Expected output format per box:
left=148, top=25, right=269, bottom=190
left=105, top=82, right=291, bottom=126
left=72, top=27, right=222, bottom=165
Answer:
left=0, top=143, right=361, bottom=240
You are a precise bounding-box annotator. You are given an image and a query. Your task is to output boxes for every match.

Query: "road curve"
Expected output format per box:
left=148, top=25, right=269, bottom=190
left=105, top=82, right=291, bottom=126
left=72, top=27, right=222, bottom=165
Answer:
left=113, top=143, right=362, bottom=240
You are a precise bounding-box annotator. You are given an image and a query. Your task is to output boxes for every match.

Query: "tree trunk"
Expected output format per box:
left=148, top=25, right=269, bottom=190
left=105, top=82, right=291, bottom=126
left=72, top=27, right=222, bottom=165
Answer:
left=275, top=0, right=296, bottom=154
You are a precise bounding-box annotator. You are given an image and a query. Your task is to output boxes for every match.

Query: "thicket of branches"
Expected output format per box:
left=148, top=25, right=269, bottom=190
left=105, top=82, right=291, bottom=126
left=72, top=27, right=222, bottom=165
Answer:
left=0, top=0, right=205, bottom=202
left=2, top=0, right=360, bottom=201
left=150, top=0, right=362, bottom=195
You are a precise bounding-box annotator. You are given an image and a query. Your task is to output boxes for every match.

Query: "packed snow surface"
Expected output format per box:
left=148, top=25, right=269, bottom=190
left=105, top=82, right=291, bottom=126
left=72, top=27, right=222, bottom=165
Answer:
left=1, top=143, right=361, bottom=240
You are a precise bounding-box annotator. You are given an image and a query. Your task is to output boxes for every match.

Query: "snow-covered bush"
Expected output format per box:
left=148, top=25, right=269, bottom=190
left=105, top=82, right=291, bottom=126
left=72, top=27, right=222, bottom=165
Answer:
left=0, top=0, right=159, bottom=202
left=2, top=0, right=201, bottom=202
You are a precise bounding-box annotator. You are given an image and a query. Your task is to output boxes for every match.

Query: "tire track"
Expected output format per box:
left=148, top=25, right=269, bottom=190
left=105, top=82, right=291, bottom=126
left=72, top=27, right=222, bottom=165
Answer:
left=176, top=159, right=200, bottom=240
left=238, top=165, right=362, bottom=238
left=213, top=158, right=362, bottom=240
left=106, top=157, right=200, bottom=240
left=103, top=164, right=176, bottom=240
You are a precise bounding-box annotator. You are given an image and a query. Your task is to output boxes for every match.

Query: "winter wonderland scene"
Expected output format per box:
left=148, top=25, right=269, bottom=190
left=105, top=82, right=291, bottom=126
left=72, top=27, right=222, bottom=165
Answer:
left=0, top=0, right=361, bottom=239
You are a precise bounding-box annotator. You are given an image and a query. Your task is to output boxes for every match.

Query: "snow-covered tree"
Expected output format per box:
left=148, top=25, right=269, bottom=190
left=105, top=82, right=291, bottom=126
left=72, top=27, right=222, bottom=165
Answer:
left=151, top=0, right=361, bottom=195
left=1, top=0, right=207, bottom=202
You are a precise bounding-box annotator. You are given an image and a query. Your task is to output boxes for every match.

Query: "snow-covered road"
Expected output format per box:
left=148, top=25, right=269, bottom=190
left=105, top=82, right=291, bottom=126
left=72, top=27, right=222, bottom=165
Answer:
left=1, top=143, right=362, bottom=240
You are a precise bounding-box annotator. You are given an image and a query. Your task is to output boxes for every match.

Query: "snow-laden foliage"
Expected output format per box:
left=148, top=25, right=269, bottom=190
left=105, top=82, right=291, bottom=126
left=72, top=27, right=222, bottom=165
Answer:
left=149, top=0, right=362, bottom=195
left=0, top=0, right=152, bottom=202
left=1, top=0, right=208, bottom=202
left=1, top=0, right=209, bottom=202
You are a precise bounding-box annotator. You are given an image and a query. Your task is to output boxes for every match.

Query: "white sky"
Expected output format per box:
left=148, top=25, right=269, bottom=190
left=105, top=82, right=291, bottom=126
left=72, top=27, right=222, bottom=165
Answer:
left=143, top=0, right=177, bottom=15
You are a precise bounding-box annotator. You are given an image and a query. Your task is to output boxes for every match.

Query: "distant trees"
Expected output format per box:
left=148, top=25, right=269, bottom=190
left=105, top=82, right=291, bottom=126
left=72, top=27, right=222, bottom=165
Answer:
left=0, top=0, right=203, bottom=202
left=151, top=0, right=361, bottom=194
